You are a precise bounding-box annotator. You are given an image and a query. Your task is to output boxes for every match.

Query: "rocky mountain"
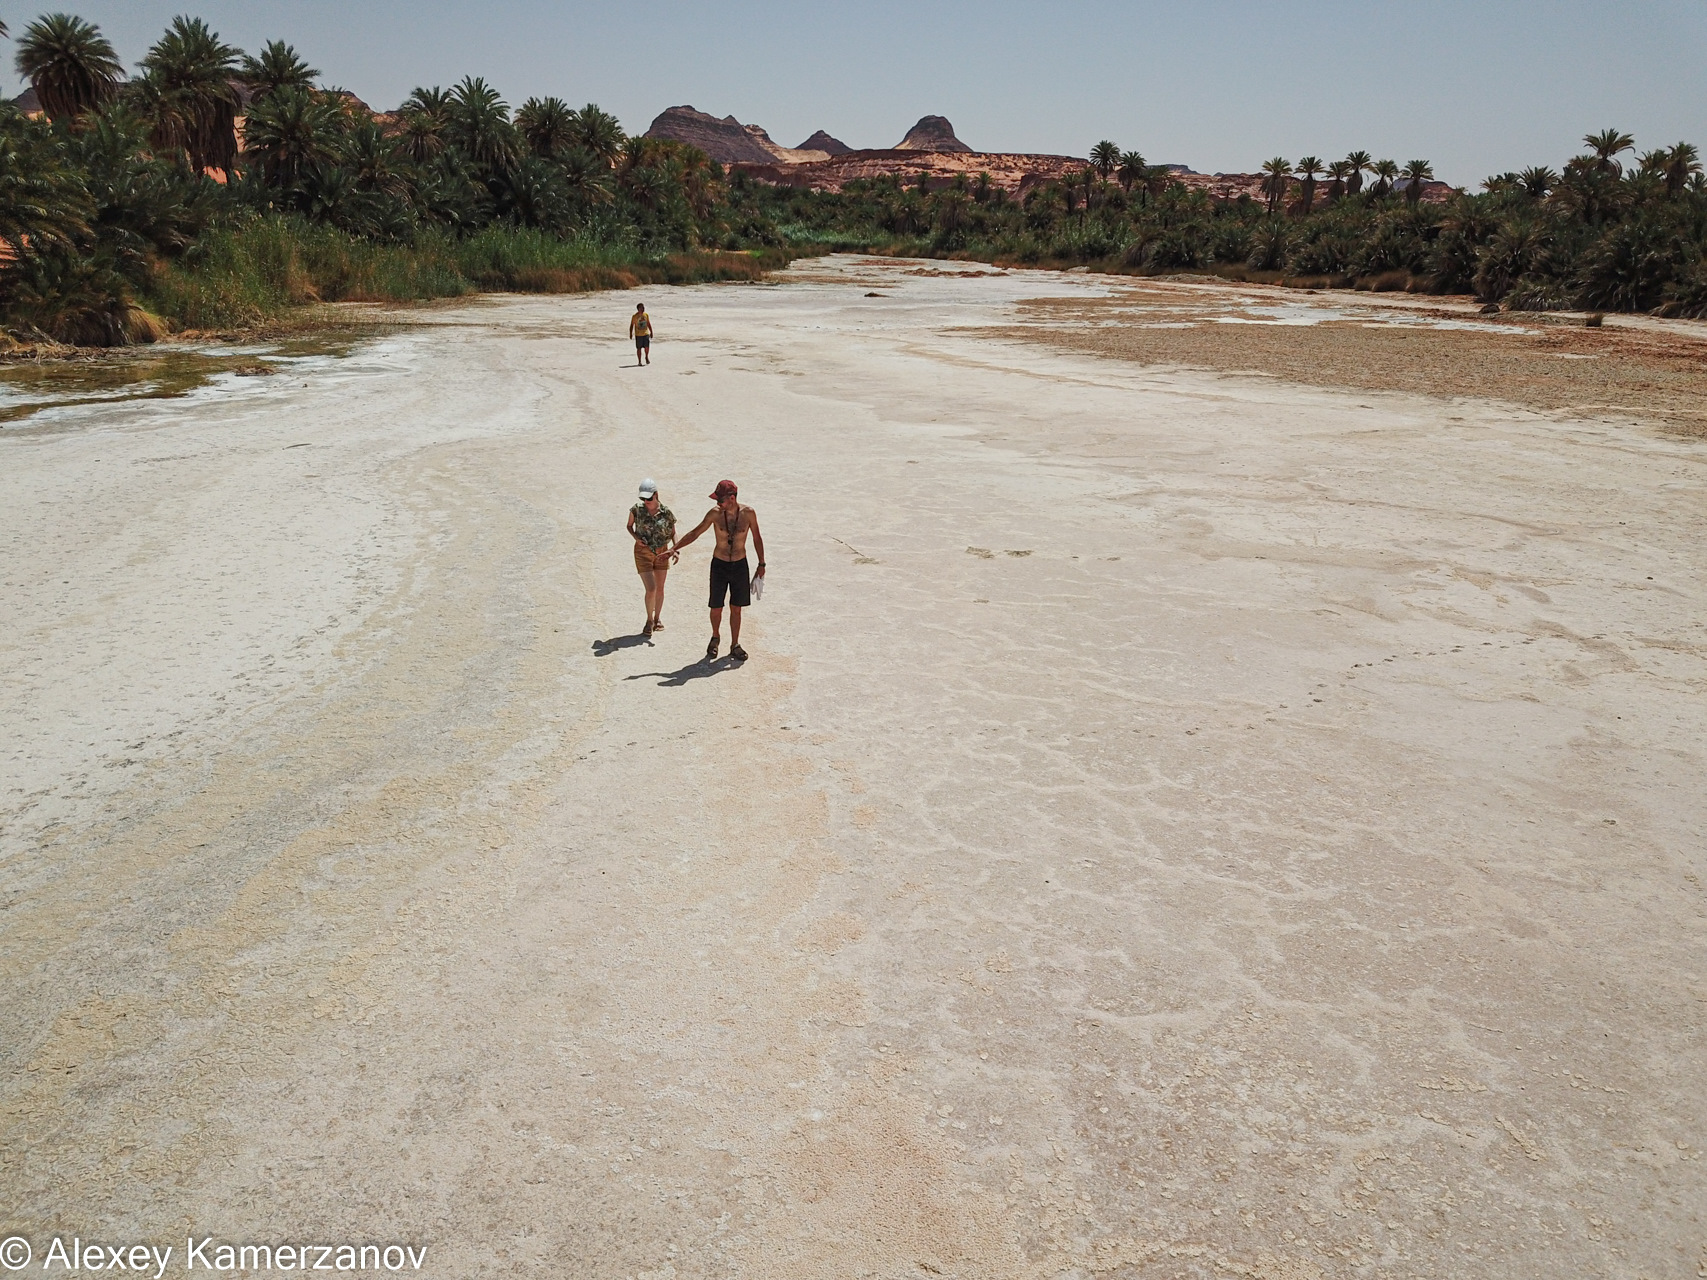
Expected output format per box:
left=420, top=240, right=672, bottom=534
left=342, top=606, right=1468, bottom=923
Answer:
left=894, top=115, right=971, bottom=153
left=643, top=105, right=831, bottom=164
left=798, top=130, right=852, bottom=156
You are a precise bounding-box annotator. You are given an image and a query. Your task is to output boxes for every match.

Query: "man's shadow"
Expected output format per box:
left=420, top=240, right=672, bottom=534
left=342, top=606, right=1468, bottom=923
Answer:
left=591, top=633, right=651, bottom=657
left=624, top=657, right=737, bottom=687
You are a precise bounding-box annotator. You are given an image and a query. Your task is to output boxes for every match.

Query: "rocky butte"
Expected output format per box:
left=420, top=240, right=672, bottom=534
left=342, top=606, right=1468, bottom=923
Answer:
left=893, top=115, right=972, bottom=153
left=797, top=130, right=852, bottom=157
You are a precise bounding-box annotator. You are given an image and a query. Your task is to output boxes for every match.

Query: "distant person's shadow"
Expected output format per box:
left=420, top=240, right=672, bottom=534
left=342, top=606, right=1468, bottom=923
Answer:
left=624, top=658, right=734, bottom=687
left=591, top=633, right=651, bottom=657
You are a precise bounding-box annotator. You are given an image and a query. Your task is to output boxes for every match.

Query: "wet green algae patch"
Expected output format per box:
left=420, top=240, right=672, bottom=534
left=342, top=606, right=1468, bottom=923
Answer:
left=0, top=328, right=372, bottom=427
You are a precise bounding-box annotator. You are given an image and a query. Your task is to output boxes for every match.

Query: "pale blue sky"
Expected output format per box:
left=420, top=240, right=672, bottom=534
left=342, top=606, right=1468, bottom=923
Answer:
left=26, top=1, right=1707, bottom=186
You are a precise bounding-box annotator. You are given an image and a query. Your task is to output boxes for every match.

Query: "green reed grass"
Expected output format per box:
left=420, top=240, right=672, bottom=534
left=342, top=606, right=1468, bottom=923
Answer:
left=144, top=216, right=806, bottom=332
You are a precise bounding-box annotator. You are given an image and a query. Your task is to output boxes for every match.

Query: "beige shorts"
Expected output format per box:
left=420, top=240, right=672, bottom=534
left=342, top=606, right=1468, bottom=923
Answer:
left=635, top=543, right=670, bottom=574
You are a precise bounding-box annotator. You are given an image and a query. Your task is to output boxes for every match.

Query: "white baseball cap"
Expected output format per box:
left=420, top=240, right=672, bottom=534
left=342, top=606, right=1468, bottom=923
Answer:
left=638, top=478, right=657, bottom=498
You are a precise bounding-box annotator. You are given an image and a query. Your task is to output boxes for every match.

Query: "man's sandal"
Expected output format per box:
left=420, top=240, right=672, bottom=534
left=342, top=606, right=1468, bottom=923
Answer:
left=729, top=644, right=748, bottom=663
left=706, top=636, right=719, bottom=661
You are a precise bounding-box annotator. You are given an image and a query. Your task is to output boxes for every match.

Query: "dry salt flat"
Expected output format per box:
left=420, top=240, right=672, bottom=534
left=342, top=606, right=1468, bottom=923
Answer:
left=1, top=256, right=1703, bottom=1279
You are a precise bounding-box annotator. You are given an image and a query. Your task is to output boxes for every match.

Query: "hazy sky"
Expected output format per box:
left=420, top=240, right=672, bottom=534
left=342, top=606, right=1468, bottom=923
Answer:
left=31, top=1, right=1707, bottom=186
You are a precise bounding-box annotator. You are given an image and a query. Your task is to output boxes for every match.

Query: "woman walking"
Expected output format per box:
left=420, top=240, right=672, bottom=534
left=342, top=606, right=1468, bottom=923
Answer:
left=626, top=478, right=677, bottom=636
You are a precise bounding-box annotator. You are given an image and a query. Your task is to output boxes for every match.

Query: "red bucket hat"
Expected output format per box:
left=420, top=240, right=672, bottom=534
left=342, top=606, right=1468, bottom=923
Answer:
left=710, top=480, right=738, bottom=500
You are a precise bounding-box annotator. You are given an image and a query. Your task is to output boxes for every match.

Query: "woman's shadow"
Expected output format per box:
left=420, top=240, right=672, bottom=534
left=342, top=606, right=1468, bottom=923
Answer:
left=591, top=633, right=651, bottom=657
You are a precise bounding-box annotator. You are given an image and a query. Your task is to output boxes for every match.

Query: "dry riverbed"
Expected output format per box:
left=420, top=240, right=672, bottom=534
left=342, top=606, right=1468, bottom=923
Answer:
left=1, top=257, right=1703, bottom=1279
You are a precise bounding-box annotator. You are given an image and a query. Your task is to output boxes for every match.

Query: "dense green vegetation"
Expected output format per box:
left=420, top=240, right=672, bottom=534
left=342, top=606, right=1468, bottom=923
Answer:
left=0, top=12, right=794, bottom=344
left=741, top=134, right=1707, bottom=317
left=3, top=8, right=1704, bottom=345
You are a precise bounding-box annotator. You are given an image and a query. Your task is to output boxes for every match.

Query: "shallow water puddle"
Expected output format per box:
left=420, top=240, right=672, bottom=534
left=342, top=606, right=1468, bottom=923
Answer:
left=0, top=333, right=364, bottom=426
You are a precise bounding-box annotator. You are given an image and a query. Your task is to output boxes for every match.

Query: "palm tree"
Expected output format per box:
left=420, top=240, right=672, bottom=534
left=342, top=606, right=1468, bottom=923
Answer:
left=1260, top=156, right=1290, bottom=214
left=123, top=72, right=190, bottom=162
left=402, top=85, right=452, bottom=120
left=1060, top=179, right=1080, bottom=219
left=1663, top=142, right=1701, bottom=198
left=558, top=146, right=613, bottom=210
left=1345, top=150, right=1372, bottom=196
left=674, top=143, right=720, bottom=220
left=1554, top=154, right=1626, bottom=224
left=495, top=154, right=568, bottom=230
left=342, top=119, right=407, bottom=198
left=1401, top=159, right=1433, bottom=204
left=516, top=96, right=575, bottom=161
left=621, top=160, right=666, bottom=214
left=15, top=14, right=125, bottom=126
left=0, top=121, right=92, bottom=258
left=1472, top=220, right=1550, bottom=302
left=1371, top=158, right=1398, bottom=199
left=241, top=83, right=340, bottom=191
left=447, top=76, right=517, bottom=175
left=1583, top=128, right=1634, bottom=176
left=1325, top=159, right=1352, bottom=202
left=1116, top=149, right=1145, bottom=194
left=239, top=41, right=317, bottom=102
left=934, top=186, right=970, bottom=238
left=1517, top=166, right=1557, bottom=200
left=569, top=104, right=624, bottom=169
left=398, top=86, right=451, bottom=163
left=620, top=133, right=657, bottom=173
left=1090, top=139, right=1119, bottom=181
left=1296, top=156, right=1321, bottom=214
left=136, top=17, right=244, bottom=176
left=1636, top=148, right=1669, bottom=180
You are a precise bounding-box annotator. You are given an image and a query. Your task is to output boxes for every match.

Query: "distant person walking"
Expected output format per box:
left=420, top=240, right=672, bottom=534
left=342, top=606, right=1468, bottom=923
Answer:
left=629, top=302, right=652, bottom=366
left=626, top=478, right=677, bottom=636
left=673, top=479, right=765, bottom=663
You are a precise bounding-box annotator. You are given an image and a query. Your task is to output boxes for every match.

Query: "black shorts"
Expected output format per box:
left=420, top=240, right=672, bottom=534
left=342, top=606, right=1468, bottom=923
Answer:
left=709, top=556, right=751, bottom=608
left=635, top=335, right=650, bottom=349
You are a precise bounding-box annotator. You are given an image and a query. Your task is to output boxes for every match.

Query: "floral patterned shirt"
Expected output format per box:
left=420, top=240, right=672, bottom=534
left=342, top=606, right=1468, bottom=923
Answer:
left=631, top=501, right=676, bottom=552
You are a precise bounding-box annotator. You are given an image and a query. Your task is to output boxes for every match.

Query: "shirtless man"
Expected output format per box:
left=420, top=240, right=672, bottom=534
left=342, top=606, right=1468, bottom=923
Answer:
left=672, top=479, right=765, bottom=662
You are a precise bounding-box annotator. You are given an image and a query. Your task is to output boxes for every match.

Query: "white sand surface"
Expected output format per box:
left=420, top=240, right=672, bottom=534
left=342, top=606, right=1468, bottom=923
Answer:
left=2, top=256, right=1703, bottom=1278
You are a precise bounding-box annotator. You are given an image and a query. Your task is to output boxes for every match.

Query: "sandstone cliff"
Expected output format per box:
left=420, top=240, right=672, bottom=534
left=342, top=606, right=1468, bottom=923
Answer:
left=728, top=150, right=1086, bottom=196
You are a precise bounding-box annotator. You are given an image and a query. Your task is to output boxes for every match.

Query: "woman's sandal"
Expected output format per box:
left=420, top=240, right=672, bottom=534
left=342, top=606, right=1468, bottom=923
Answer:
left=651, top=620, right=664, bottom=631
left=642, top=621, right=654, bottom=637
